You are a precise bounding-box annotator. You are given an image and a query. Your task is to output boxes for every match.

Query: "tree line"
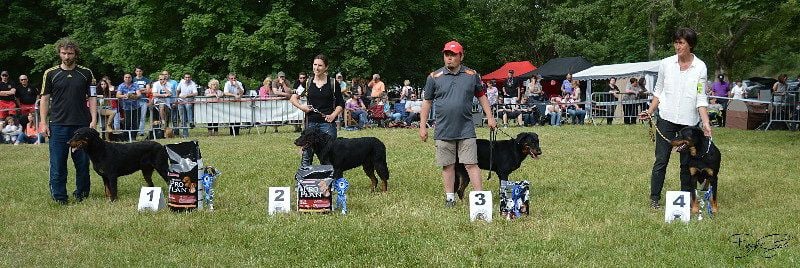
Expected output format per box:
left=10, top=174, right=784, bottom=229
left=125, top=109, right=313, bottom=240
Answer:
left=1, top=0, right=798, bottom=88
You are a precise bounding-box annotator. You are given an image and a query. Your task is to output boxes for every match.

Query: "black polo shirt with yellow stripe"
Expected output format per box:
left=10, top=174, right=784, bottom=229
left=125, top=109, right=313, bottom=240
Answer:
left=41, top=65, right=95, bottom=125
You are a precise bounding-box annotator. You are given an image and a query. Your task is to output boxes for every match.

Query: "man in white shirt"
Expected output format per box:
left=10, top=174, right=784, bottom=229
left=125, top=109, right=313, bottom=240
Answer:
left=639, top=27, right=712, bottom=210
left=223, top=73, right=244, bottom=98
left=177, top=73, right=198, bottom=137
left=151, top=74, right=172, bottom=127
left=404, top=93, right=423, bottom=125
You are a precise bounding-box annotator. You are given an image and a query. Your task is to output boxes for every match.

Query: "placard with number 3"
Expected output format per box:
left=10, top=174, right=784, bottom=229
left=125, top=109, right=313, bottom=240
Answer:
left=469, top=191, right=493, bottom=222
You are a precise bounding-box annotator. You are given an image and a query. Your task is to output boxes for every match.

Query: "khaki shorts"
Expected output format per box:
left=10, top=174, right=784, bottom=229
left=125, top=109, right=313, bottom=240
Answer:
left=435, top=138, right=478, bottom=166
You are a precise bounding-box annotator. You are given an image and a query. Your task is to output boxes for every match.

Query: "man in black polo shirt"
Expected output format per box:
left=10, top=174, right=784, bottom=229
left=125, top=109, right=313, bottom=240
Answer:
left=0, top=70, right=17, bottom=119
left=15, top=75, right=39, bottom=121
left=503, top=70, right=520, bottom=104
left=39, top=37, right=97, bottom=205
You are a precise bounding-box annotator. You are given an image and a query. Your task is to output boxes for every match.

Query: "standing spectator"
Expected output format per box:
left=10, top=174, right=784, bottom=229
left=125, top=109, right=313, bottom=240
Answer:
left=711, top=74, right=730, bottom=126
left=400, top=79, right=414, bottom=101
left=622, top=77, right=641, bottom=124
left=290, top=54, right=344, bottom=167
left=502, top=70, right=520, bottom=104
left=336, top=73, right=348, bottom=97
left=132, top=67, right=150, bottom=136
left=418, top=40, right=496, bottom=207
left=15, top=74, right=39, bottom=125
left=561, top=73, right=574, bottom=97
left=258, top=76, right=272, bottom=99
left=729, top=80, right=746, bottom=99
left=603, top=77, right=620, bottom=125
left=571, top=79, right=582, bottom=101
left=204, top=79, right=223, bottom=136
left=527, top=75, right=544, bottom=102
left=368, top=73, right=385, bottom=105
left=15, top=113, right=43, bottom=145
left=639, top=27, right=711, bottom=210
left=772, top=74, right=788, bottom=102
left=151, top=74, right=173, bottom=128
left=0, top=70, right=17, bottom=119
left=222, top=73, right=243, bottom=136
left=177, top=73, right=198, bottom=137
left=293, top=72, right=308, bottom=97
left=486, top=80, right=499, bottom=107
left=345, top=94, right=368, bottom=129
left=116, top=73, right=140, bottom=136
left=39, top=37, right=97, bottom=204
left=271, top=71, right=292, bottom=99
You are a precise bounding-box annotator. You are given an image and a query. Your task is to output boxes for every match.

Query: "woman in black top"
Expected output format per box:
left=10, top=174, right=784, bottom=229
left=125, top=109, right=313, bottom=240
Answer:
left=605, top=77, right=620, bottom=125
left=290, top=54, right=345, bottom=166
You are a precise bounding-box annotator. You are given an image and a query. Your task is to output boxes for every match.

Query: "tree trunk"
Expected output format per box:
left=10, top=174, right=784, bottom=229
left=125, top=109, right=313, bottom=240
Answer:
left=714, top=20, right=753, bottom=80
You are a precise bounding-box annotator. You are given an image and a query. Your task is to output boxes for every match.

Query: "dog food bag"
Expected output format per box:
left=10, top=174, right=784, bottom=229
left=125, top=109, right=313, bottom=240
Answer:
left=295, top=165, right=335, bottom=213
left=165, top=141, right=202, bottom=212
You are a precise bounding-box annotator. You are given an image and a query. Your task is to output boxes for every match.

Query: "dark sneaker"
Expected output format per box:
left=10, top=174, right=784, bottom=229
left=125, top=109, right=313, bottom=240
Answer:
left=445, top=199, right=456, bottom=208
left=650, top=200, right=660, bottom=209
left=54, top=199, right=68, bottom=206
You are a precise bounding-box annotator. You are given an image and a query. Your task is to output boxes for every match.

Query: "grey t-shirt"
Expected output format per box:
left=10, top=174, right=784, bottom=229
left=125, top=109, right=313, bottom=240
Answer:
left=423, top=65, right=483, bottom=140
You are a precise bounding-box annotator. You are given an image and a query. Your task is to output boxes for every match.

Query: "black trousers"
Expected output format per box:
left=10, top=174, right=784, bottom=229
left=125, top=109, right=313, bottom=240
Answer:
left=650, top=118, right=692, bottom=201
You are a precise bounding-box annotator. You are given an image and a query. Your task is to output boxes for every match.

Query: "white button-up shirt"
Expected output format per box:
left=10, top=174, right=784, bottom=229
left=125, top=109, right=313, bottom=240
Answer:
left=653, top=54, right=708, bottom=126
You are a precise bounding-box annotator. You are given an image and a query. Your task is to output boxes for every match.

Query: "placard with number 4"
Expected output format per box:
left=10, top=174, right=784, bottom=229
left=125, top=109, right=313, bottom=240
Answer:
left=664, top=191, right=690, bottom=223
left=268, top=187, right=291, bottom=215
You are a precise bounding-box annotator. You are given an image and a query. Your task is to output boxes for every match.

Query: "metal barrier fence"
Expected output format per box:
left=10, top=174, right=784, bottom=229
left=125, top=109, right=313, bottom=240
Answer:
left=765, top=90, right=799, bottom=130
left=588, top=92, right=650, bottom=125
left=90, top=96, right=305, bottom=141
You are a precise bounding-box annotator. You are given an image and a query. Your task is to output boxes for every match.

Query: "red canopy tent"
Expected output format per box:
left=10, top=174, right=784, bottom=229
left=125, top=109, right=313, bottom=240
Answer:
left=481, top=61, right=537, bottom=83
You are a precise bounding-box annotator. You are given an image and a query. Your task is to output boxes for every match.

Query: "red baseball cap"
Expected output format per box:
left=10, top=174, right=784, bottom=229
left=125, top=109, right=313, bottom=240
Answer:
left=442, top=41, right=463, bottom=54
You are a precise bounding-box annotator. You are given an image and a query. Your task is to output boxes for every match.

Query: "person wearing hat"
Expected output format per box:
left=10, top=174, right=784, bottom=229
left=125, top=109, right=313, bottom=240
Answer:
left=710, top=74, right=730, bottom=126
left=503, top=69, right=520, bottom=104
left=271, top=71, right=292, bottom=99
left=0, top=70, right=18, bottom=119
left=419, top=40, right=497, bottom=208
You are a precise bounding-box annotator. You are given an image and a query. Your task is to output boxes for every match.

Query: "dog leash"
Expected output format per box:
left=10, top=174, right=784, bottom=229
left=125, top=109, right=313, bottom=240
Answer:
left=487, top=129, right=495, bottom=180
left=647, top=114, right=672, bottom=143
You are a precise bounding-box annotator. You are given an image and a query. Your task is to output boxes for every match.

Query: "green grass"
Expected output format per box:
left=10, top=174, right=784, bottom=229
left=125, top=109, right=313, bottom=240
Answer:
left=1, top=124, right=798, bottom=266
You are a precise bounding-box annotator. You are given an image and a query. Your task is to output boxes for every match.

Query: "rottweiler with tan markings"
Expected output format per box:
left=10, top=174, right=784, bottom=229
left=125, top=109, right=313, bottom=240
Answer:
left=671, top=126, right=721, bottom=214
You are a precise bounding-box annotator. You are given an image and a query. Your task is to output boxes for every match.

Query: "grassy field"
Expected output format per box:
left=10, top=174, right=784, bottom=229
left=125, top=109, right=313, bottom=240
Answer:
left=1, top=124, right=798, bottom=266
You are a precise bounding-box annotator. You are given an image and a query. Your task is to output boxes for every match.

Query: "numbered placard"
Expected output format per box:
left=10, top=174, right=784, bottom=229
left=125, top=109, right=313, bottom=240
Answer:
left=268, top=187, right=291, bottom=215
left=469, top=191, right=493, bottom=222
left=137, top=187, right=165, bottom=212
left=664, top=191, right=691, bottom=223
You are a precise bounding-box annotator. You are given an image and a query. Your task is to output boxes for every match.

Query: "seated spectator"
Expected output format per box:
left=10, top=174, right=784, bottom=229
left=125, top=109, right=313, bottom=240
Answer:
left=519, top=95, right=540, bottom=126
left=2, top=116, right=22, bottom=144
left=404, top=93, right=423, bottom=125
left=708, top=97, right=723, bottom=126
left=97, top=78, right=118, bottom=134
left=345, top=94, right=368, bottom=129
left=563, top=94, right=587, bottom=125
left=15, top=113, right=43, bottom=145
left=545, top=96, right=563, bottom=126
left=390, top=100, right=407, bottom=122
left=497, top=102, right=523, bottom=128
left=204, top=79, right=223, bottom=136
left=259, top=77, right=272, bottom=99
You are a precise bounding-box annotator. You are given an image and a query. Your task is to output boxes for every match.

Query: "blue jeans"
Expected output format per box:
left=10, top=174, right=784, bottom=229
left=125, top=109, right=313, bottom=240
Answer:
left=16, top=133, right=44, bottom=144
left=49, top=124, right=91, bottom=202
left=138, top=101, right=148, bottom=134
left=549, top=112, right=561, bottom=126
left=351, top=110, right=368, bottom=127
left=300, top=121, right=337, bottom=166
left=178, top=103, right=193, bottom=137
left=567, top=109, right=587, bottom=125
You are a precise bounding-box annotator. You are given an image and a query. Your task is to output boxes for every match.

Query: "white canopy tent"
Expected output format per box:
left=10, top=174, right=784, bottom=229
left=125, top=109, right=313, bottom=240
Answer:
left=573, top=60, right=661, bottom=111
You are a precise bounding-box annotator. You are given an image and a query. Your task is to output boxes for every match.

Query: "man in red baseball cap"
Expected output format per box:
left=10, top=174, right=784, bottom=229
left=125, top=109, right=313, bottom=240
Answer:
left=419, top=40, right=497, bottom=208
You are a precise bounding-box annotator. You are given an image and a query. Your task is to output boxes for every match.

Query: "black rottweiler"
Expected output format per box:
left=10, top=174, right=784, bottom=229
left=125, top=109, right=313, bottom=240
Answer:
left=68, top=127, right=169, bottom=201
left=671, top=126, right=721, bottom=214
left=454, top=132, right=541, bottom=199
left=293, top=128, right=390, bottom=192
